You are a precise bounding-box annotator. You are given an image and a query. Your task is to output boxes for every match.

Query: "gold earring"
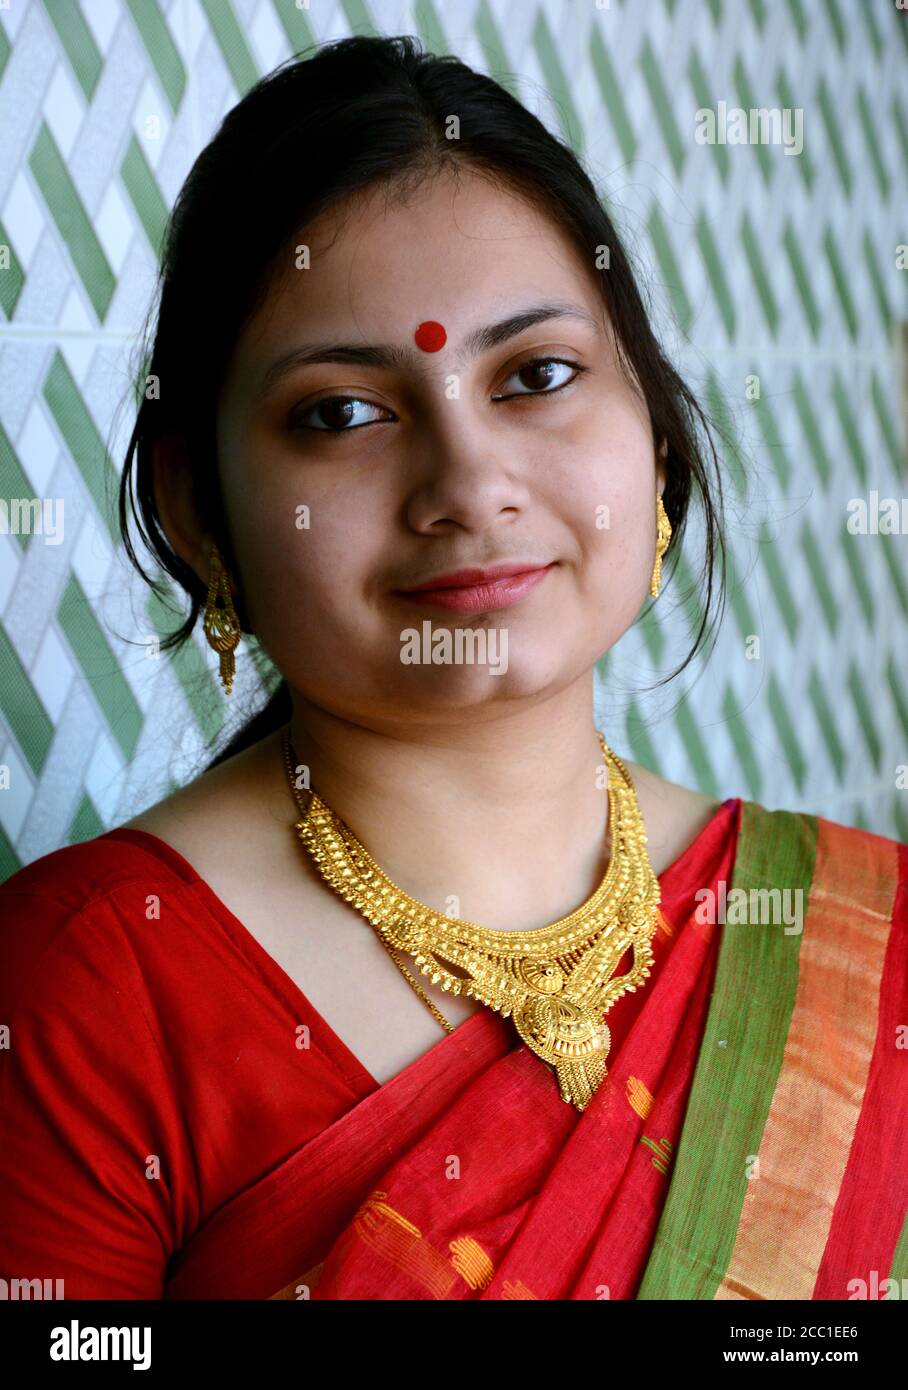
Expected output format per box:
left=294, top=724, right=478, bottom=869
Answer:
left=650, top=493, right=672, bottom=599
left=202, top=542, right=242, bottom=695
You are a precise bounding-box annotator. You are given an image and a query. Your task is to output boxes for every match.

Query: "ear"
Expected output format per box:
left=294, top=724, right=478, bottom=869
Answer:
left=151, top=434, right=254, bottom=632
left=151, top=433, right=215, bottom=586
left=656, top=436, right=668, bottom=495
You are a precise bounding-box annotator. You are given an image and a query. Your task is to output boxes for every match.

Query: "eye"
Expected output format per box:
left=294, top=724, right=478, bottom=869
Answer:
left=290, top=396, right=394, bottom=433
left=492, top=356, right=586, bottom=401
left=290, top=355, right=586, bottom=435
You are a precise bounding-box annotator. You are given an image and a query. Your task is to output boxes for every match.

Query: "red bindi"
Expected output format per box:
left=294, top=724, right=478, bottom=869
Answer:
left=414, top=320, right=447, bottom=352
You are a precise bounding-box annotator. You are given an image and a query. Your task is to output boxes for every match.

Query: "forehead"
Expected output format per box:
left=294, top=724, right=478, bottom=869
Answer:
left=243, top=166, right=605, bottom=353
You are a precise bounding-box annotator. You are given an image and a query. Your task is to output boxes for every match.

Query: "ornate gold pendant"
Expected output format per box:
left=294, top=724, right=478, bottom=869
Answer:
left=512, top=988, right=612, bottom=1110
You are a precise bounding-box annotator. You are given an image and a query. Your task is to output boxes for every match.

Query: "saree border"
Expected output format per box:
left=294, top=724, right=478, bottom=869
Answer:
left=637, top=801, right=904, bottom=1300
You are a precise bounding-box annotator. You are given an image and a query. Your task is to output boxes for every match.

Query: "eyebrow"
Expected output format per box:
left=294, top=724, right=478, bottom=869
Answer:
left=258, top=300, right=602, bottom=396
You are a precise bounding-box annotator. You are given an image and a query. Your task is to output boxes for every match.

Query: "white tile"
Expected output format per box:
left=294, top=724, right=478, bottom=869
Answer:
left=2, top=169, right=46, bottom=270
left=0, top=0, right=28, bottom=39
left=180, top=0, right=209, bottom=66
left=0, top=529, right=20, bottom=610
left=133, top=76, right=171, bottom=170
left=83, top=728, right=124, bottom=826
left=17, top=400, right=61, bottom=496
left=125, top=635, right=162, bottom=712
left=249, top=0, right=287, bottom=73
left=94, top=177, right=135, bottom=276
left=43, top=61, right=85, bottom=165
left=58, top=286, right=97, bottom=333
left=0, top=741, right=32, bottom=844
left=54, top=289, right=98, bottom=381
left=31, top=623, right=76, bottom=723
left=70, top=510, right=113, bottom=603
left=81, top=0, right=122, bottom=55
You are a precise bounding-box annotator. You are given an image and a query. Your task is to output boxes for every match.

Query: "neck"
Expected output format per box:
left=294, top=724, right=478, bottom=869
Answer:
left=280, top=683, right=616, bottom=932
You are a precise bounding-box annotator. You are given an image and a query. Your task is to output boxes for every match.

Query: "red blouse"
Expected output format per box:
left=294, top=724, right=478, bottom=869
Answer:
left=0, top=801, right=739, bottom=1298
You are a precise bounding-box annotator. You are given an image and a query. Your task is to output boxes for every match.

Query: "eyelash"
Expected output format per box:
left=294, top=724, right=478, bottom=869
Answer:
left=289, top=356, right=588, bottom=435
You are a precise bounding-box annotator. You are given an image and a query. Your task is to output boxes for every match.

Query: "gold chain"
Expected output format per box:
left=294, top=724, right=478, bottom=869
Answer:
left=281, top=725, right=661, bottom=1112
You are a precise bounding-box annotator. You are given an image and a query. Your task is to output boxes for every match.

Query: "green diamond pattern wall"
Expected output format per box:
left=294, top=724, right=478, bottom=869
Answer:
left=0, top=0, right=906, bottom=881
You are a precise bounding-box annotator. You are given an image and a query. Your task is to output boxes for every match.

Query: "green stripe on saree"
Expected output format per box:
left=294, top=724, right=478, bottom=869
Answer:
left=637, top=802, right=818, bottom=1299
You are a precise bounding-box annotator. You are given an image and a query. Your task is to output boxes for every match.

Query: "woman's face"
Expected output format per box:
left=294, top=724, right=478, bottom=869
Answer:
left=215, top=166, right=664, bottom=732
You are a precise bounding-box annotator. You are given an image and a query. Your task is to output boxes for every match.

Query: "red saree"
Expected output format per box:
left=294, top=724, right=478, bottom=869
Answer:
left=162, top=800, right=908, bottom=1301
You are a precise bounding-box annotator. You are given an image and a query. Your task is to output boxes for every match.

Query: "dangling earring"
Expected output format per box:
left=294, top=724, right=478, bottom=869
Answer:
left=650, top=493, right=672, bottom=598
left=203, top=542, right=242, bottom=695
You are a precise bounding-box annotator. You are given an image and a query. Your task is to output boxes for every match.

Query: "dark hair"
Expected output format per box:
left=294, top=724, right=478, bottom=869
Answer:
left=118, top=33, right=730, bottom=773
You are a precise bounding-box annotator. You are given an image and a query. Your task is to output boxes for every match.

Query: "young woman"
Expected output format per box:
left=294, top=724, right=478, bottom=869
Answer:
left=0, top=36, right=904, bottom=1302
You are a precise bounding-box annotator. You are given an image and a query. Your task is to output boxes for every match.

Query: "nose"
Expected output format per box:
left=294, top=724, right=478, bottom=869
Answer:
left=403, top=415, right=533, bottom=533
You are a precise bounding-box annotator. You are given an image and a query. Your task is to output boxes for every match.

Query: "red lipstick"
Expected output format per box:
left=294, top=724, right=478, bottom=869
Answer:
left=395, top=562, right=556, bottom=613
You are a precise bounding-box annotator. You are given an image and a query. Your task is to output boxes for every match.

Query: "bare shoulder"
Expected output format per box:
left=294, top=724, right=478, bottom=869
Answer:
left=117, top=730, right=289, bottom=865
left=621, top=758, right=726, bottom=876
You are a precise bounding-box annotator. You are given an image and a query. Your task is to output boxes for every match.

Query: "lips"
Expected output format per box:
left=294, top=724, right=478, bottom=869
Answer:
left=400, top=562, right=551, bottom=591
left=395, top=562, right=557, bottom=614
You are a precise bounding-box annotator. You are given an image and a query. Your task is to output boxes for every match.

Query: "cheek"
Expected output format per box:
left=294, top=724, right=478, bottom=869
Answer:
left=548, top=438, right=655, bottom=573
left=235, top=486, right=391, bottom=648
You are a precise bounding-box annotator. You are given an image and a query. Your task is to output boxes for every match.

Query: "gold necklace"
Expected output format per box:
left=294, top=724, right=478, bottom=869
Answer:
left=281, top=726, right=661, bottom=1113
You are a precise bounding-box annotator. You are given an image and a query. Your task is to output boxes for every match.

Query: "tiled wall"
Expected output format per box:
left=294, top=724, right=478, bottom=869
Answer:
left=1, top=0, right=907, bottom=879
